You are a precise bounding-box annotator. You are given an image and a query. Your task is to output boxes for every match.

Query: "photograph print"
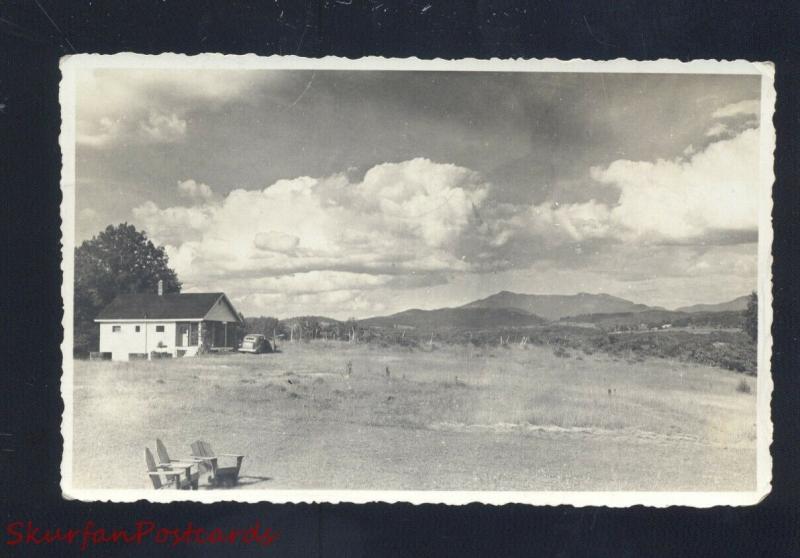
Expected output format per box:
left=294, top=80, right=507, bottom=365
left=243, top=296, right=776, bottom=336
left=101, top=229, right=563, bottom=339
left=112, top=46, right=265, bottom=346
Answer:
left=60, top=56, right=774, bottom=505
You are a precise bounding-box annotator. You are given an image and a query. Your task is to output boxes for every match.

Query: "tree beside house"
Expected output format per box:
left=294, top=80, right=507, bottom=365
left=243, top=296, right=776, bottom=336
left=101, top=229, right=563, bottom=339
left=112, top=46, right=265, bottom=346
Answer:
left=74, top=223, right=181, bottom=356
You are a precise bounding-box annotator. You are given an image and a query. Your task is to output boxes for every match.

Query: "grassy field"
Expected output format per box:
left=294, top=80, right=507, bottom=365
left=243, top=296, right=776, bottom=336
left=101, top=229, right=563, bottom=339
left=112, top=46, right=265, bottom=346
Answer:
left=71, top=340, right=756, bottom=491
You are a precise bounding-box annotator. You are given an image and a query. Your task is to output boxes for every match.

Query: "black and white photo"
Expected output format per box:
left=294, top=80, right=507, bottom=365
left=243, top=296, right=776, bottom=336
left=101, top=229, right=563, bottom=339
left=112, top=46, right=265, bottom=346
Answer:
left=59, top=56, right=774, bottom=505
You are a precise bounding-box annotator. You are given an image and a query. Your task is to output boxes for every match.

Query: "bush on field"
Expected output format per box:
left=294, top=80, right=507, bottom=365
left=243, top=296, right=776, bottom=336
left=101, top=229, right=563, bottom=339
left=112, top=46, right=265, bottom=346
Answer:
left=736, top=378, right=752, bottom=393
left=552, top=346, right=571, bottom=358
left=584, top=330, right=756, bottom=374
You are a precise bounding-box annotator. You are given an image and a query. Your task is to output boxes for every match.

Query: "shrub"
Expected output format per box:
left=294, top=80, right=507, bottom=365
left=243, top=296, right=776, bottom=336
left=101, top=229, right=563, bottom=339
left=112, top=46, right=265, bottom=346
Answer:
left=736, top=378, right=752, bottom=394
left=553, top=346, right=571, bottom=358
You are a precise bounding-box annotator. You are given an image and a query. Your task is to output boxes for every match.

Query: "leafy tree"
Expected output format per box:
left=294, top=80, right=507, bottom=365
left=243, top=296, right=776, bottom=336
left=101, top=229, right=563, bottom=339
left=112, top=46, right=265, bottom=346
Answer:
left=74, top=223, right=181, bottom=356
left=743, top=291, right=758, bottom=342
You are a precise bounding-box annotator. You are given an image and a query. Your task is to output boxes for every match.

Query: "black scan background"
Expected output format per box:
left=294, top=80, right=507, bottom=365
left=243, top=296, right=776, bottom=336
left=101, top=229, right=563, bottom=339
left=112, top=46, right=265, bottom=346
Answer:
left=1, top=1, right=799, bottom=556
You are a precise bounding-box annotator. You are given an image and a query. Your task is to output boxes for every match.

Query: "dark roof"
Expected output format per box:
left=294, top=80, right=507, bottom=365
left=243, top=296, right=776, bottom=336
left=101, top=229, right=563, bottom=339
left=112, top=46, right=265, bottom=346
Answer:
left=96, top=293, right=241, bottom=321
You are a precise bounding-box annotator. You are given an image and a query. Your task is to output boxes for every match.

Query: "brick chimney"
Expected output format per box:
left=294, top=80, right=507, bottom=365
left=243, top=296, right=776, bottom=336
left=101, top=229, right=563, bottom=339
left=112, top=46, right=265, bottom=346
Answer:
left=157, top=279, right=164, bottom=296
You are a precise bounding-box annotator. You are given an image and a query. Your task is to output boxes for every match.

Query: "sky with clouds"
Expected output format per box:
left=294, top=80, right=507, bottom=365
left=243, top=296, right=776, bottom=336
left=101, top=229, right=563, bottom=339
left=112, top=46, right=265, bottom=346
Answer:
left=74, top=68, right=763, bottom=319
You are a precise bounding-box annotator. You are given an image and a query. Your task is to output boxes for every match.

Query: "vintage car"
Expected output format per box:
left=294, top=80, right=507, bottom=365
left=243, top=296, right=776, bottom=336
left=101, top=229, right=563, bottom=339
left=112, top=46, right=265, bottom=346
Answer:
left=238, top=334, right=272, bottom=354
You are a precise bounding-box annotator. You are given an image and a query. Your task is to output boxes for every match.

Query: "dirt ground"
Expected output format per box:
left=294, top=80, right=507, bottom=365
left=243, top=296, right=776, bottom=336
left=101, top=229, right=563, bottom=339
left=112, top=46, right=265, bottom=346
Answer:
left=70, top=341, right=757, bottom=492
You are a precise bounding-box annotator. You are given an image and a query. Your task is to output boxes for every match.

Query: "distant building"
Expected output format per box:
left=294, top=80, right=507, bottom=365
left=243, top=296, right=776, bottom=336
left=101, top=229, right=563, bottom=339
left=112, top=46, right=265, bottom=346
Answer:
left=94, top=281, right=243, bottom=361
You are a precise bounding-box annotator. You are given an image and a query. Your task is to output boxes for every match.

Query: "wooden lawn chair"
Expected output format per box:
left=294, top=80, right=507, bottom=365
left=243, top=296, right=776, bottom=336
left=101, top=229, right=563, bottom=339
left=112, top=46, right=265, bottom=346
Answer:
left=144, top=447, right=198, bottom=490
left=156, top=439, right=206, bottom=484
left=190, top=440, right=245, bottom=487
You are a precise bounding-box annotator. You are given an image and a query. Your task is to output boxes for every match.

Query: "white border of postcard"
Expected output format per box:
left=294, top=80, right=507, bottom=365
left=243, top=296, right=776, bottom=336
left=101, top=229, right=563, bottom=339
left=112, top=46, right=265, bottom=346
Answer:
left=59, top=54, right=775, bottom=506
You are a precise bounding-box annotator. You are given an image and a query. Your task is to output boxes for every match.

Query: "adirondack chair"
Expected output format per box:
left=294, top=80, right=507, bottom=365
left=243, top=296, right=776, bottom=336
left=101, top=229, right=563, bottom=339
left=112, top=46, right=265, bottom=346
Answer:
left=144, top=447, right=198, bottom=490
left=156, top=438, right=202, bottom=467
left=190, top=440, right=245, bottom=487
left=156, top=439, right=210, bottom=486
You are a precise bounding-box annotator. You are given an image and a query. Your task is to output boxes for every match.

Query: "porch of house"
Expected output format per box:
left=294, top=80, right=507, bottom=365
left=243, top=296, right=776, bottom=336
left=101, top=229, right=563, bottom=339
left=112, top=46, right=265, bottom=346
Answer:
left=175, top=320, right=237, bottom=356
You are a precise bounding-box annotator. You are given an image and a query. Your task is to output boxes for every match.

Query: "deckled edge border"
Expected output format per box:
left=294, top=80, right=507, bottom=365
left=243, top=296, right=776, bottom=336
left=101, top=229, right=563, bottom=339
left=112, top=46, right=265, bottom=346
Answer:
left=58, top=54, right=776, bottom=507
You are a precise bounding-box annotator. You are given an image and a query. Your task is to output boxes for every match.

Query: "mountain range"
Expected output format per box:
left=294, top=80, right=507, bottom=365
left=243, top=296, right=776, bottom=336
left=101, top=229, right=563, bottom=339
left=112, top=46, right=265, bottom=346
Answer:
left=351, top=291, right=749, bottom=330
left=265, top=291, right=750, bottom=330
left=461, top=291, right=659, bottom=321
left=674, top=295, right=750, bottom=313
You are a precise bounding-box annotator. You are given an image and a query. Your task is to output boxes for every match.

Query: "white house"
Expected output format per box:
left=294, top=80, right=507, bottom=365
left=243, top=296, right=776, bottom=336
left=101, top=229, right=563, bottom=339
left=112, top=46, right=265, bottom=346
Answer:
left=94, top=283, right=244, bottom=361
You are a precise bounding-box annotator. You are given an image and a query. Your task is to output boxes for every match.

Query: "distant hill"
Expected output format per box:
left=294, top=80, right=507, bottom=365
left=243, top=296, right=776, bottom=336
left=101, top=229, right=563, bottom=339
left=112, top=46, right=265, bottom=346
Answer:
left=462, top=291, right=658, bottom=321
left=359, top=306, right=547, bottom=330
left=675, top=295, right=750, bottom=313
left=562, top=309, right=745, bottom=330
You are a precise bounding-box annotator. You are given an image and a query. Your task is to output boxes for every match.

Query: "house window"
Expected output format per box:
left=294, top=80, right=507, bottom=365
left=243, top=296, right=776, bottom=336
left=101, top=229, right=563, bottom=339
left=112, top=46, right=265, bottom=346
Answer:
left=155, top=325, right=165, bottom=332
left=112, top=325, right=121, bottom=333
left=135, top=325, right=141, bottom=332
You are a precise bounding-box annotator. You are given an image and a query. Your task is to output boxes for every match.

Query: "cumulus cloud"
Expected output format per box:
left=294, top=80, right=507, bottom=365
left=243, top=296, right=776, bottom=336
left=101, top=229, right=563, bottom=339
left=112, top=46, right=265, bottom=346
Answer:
left=76, top=116, right=126, bottom=147
left=78, top=111, right=187, bottom=146
left=76, top=69, right=268, bottom=147
left=589, top=127, right=759, bottom=242
left=712, top=99, right=760, bottom=119
left=356, top=158, right=489, bottom=247
left=177, top=179, right=213, bottom=200
left=133, top=158, right=493, bottom=293
left=526, top=127, right=759, bottom=245
left=139, top=111, right=187, bottom=143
